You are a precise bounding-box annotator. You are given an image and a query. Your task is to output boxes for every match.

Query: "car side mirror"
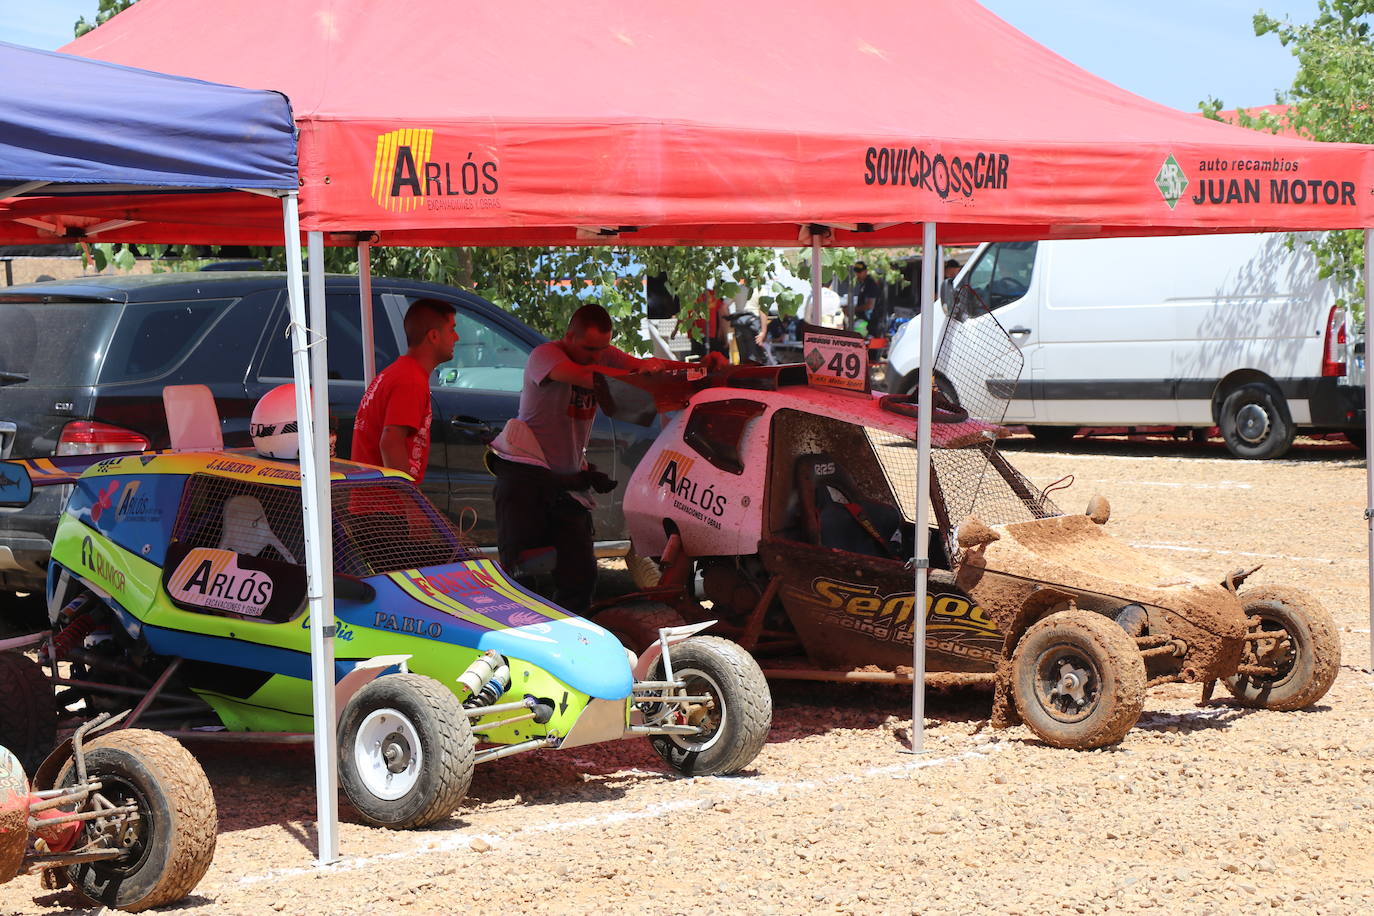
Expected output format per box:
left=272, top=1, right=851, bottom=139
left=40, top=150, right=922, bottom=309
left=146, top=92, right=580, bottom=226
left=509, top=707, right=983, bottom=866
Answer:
left=939, top=278, right=956, bottom=316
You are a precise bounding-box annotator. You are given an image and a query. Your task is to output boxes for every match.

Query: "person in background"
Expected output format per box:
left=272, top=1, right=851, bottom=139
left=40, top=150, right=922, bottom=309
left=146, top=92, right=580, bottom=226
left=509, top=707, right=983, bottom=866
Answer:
left=488, top=304, right=721, bottom=613
left=351, top=298, right=458, bottom=483
left=849, top=260, right=881, bottom=336
left=944, top=258, right=961, bottom=281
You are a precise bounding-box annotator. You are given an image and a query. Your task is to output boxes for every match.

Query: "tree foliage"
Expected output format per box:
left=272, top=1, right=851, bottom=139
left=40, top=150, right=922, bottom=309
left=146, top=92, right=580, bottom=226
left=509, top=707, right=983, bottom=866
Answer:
left=74, top=0, right=136, bottom=38
left=1203, top=1, right=1374, bottom=321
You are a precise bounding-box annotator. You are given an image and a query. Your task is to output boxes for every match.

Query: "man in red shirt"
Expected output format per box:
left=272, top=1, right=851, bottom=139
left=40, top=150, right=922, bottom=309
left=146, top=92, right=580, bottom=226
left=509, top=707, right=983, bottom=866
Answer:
left=351, top=298, right=458, bottom=482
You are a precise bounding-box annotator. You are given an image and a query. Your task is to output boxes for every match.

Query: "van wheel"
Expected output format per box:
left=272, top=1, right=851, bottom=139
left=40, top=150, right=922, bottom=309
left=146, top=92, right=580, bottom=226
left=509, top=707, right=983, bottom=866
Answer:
left=1028, top=426, right=1077, bottom=447
left=1219, top=383, right=1294, bottom=459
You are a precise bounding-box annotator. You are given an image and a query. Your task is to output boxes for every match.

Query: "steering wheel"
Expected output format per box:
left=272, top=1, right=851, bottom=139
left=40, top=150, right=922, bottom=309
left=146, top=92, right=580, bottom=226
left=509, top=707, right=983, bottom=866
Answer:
left=879, top=393, right=969, bottom=423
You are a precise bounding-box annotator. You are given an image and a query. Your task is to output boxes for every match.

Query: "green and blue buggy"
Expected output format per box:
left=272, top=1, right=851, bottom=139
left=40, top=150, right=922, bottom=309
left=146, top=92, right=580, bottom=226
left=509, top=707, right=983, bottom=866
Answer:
left=0, top=450, right=771, bottom=829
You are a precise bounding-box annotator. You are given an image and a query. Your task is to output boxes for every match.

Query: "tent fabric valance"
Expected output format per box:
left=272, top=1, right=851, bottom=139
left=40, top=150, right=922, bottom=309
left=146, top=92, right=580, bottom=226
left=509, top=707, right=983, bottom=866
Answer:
left=2, top=0, right=1363, bottom=249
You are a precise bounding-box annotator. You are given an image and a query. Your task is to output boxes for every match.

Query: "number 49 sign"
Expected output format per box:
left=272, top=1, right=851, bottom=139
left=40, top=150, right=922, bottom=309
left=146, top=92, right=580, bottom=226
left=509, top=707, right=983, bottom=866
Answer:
left=802, top=329, right=869, bottom=393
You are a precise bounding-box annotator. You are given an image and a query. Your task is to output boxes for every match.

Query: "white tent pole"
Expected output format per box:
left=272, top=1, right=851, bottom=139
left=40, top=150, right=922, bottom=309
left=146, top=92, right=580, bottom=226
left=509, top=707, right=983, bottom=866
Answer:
left=907, top=221, right=937, bottom=753
left=359, top=240, right=376, bottom=385
left=809, top=232, right=823, bottom=326
left=1365, top=229, right=1373, bottom=671
left=285, top=221, right=339, bottom=865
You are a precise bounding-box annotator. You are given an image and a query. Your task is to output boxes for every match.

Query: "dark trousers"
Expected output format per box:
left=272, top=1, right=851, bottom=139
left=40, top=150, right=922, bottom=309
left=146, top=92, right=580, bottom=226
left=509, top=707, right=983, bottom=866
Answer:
left=490, top=456, right=596, bottom=615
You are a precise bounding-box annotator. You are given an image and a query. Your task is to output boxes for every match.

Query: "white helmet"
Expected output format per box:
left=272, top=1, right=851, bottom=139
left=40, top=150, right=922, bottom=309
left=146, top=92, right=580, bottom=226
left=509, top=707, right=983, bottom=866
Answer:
left=250, top=383, right=302, bottom=459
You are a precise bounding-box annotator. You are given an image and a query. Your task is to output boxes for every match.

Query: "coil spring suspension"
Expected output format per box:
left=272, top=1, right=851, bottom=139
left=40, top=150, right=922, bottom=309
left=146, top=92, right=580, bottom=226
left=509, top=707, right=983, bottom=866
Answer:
left=48, top=594, right=96, bottom=662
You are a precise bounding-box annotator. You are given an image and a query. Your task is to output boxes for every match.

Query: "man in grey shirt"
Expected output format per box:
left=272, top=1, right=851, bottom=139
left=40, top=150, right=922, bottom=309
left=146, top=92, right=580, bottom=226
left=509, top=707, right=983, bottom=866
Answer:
left=488, top=304, right=703, bottom=613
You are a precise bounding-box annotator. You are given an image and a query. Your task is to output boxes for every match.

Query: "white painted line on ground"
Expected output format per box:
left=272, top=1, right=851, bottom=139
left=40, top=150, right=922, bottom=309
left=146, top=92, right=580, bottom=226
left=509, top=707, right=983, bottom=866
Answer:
left=1096, top=479, right=1253, bottom=490
left=1130, top=542, right=1355, bottom=565
left=237, top=745, right=1002, bottom=886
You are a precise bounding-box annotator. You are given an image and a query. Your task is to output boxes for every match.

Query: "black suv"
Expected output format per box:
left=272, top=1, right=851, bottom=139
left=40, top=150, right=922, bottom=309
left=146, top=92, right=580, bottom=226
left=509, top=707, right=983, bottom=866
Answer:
left=0, top=272, right=659, bottom=600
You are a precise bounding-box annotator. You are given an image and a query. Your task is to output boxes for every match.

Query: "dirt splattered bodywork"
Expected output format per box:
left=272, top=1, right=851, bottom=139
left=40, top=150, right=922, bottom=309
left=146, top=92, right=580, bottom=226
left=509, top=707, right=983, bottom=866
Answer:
left=601, top=361, right=1340, bottom=749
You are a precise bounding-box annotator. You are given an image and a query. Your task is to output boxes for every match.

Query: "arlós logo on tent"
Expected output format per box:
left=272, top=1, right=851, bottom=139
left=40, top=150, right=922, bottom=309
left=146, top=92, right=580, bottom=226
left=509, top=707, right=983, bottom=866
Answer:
left=371, top=128, right=500, bottom=212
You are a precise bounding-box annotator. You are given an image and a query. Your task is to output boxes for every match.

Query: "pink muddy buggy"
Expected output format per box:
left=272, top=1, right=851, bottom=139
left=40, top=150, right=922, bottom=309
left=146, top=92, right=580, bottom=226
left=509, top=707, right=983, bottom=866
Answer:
left=592, top=310, right=1340, bottom=751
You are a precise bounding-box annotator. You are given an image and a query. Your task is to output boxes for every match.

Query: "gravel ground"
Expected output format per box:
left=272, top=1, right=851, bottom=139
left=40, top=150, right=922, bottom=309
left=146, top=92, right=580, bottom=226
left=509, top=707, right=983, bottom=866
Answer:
left=4, top=432, right=1374, bottom=915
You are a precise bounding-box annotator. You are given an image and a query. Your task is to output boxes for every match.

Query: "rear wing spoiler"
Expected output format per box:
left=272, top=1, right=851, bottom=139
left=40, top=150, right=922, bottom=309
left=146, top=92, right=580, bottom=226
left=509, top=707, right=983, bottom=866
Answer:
left=0, top=452, right=165, bottom=506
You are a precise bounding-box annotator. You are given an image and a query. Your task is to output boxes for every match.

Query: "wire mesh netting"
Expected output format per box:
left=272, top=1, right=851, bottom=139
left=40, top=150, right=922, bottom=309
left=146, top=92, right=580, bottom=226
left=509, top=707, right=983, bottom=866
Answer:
left=865, top=432, right=1062, bottom=537
left=932, top=285, right=1024, bottom=426
left=174, top=474, right=477, bottom=577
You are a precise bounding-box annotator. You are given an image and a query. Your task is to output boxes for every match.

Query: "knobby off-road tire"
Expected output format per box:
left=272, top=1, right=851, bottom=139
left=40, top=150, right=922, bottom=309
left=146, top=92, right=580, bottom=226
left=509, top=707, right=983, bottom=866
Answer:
left=57, top=729, right=217, bottom=913
left=1224, top=585, right=1341, bottom=711
left=1011, top=610, right=1146, bottom=750
left=623, top=549, right=664, bottom=590
left=649, top=636, right=771, bottom=776
left=594, top=601, right=686, bottom=654
left=338, top=673, right=474, bottom=829
left=1219, top=382, right=1295, bottom=460
left=0, top=746, right=28, bottom=884
left=0, top=651, right=56, bottom=775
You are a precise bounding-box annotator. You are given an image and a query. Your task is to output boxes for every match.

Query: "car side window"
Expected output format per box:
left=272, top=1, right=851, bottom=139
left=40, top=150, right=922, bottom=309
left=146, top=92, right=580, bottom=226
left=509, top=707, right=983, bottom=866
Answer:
left=963, top=242, right=1037, bottom=312
left=683, top=399, right=766, bottom=474
left=259, top=295, right=399, bottom=381
left=429, top=302, right=532, bottom=393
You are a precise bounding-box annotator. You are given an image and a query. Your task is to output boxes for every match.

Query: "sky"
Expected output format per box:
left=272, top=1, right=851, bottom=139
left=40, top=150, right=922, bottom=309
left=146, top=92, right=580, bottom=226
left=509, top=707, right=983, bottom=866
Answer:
left=1, top=0, right=1323, bottom=111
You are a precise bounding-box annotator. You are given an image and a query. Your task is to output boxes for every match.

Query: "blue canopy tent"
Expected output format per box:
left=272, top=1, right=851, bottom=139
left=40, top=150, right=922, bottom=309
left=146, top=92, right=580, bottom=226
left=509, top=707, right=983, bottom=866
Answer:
left=0, top=41, right=346, bottom=859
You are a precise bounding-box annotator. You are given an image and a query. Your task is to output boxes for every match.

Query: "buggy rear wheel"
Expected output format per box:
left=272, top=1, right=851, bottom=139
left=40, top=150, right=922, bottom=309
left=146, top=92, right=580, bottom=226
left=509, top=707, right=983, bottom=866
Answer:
left=1011, top=610, right=1145, bottom=750
left=338, top=673, right=474, bottom=829
left=649, top=636, right=771, bottom=776
left=1223, top=585, right=1340, bottom=711
left=57, top=729, right=217, bottom=913
left=0, top=651, right=56, bottom=774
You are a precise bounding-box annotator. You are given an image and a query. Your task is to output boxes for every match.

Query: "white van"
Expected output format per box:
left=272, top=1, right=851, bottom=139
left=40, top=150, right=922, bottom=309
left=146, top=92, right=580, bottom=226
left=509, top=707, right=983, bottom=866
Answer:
left=885, top=232, right=1364, bottom=459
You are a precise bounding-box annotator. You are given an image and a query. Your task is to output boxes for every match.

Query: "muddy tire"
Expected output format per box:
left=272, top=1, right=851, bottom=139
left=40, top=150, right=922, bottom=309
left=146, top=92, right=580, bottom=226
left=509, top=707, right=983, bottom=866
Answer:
left=649, top=636, right=771, bottom=776
left=339, top=673, right=474, bottom=829
left=0, top=651, right=56, bottom=774
left=57, top=729, right=217, bottom=912
left=1223, top=585, right=1340, bottom=711
left=623, top=549, right=663, bottom=590
left=0, top=746, right=28, bottom=884
left=1219, top=382, right=1294, bottom=459
left=594, top=601, right=686, bottom=654
left=1011, top=610, right=1146, bottom=750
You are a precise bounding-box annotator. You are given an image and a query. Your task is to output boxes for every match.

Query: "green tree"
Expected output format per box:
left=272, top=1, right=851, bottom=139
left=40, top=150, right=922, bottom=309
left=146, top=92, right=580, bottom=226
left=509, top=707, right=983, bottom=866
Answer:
left=1204, top=1, right=1374, bottom=321
left=74, top=0, right=136, bottom=38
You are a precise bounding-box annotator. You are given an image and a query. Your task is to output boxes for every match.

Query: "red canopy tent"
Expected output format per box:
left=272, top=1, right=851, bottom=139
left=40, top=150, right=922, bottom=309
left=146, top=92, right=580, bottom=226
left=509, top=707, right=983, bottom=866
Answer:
left=1, top=0, right=1369, bottom=246
left=9, top=0, right=1374, bottom=866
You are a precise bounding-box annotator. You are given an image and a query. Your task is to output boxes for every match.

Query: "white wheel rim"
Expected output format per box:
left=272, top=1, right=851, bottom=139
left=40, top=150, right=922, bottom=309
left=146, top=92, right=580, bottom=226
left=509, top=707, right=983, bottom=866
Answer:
left=667, top=666, right=727, bottom=753
left=353, top=708, right=423, bottom=800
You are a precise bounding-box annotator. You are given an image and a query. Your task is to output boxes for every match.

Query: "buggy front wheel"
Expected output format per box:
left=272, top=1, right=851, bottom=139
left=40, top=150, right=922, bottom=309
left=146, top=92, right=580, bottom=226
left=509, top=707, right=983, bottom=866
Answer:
left=338, top=673, right=475, bottom=829
left=1011, top=610, right=1146, bottom=750
left=649, top=636, right=771, bottom=776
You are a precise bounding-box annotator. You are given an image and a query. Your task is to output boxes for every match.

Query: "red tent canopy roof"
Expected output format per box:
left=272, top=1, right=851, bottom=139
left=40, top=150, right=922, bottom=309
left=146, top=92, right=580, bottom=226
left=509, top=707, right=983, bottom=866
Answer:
left=4, top=0, right=1371, bottom=246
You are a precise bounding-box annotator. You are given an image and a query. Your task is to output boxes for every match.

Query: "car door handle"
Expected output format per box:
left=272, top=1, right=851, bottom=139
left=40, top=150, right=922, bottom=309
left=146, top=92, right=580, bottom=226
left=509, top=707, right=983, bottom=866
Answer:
left=450, top=415, right=494, bottom=434
left=1007, top=326, right=1032, bottom=337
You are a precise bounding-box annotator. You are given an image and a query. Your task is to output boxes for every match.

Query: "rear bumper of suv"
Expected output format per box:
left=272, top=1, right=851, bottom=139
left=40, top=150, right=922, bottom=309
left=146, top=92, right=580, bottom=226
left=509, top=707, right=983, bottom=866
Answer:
left=0, top=486, right=66, bottom=594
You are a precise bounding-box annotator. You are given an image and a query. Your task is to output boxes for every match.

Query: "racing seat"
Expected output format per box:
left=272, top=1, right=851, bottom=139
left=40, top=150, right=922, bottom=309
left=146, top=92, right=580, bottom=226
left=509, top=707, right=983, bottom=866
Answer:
left=795, top=453, right=909, bottom=559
